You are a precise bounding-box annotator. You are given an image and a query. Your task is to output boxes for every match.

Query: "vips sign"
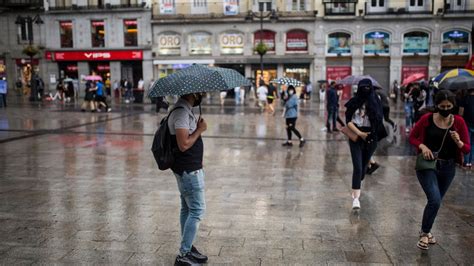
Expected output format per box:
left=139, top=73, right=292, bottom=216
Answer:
left=158, top=33, right=181, bottom=55
left=220, top=33, right=244, bottom=54
left=53, top=50, right=143, bottom=61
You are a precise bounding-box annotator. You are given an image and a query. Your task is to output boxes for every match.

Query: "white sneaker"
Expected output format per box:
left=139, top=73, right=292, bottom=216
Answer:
left=352, top=198, right=361, bottom=210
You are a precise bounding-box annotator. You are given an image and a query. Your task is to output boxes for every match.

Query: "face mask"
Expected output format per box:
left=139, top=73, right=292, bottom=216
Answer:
left=193, top=94, right=203, bottom=107
left=289, top=90, right=294, bottom=95
left=438, top=108, right=452, bottom=118
left=358, top=87, right=371, bottom=96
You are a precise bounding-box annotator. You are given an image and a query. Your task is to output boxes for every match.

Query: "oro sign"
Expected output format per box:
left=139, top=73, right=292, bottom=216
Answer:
left=220, top=33, right=244, bottom=55
left=158, top=33, right=181, bottom=55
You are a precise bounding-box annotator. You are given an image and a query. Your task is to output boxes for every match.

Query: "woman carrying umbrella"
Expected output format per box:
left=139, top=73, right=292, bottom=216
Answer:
left=281, top=85, right=306, bottom=148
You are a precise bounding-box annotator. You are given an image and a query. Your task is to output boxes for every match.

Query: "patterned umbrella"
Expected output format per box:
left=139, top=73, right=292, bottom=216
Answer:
left=433, top=68, right=474, bottom=83
left=337, top=75, right=382, bottom=89
left=273, top=77, right=303, bottom=87
left=84, top=75, right=102, bottom=81
left=439, top=75, right=474, bottom=90
left=148, top=65, right=251, bottom=97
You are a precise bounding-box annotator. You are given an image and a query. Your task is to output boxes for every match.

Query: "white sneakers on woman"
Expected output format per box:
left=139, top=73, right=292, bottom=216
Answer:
left=352, top=198, right=361, bottom=209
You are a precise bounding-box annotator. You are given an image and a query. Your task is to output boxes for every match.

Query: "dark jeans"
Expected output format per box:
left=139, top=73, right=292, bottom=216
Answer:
left=326, top=107, right=337, bottom=131
left=383, top=106, right=395, bottom=128
left=349, top=138, right=377, bottom=189
left=416, top=160, right=456, bottom=233
left=286, top=117, right=302, bottom=141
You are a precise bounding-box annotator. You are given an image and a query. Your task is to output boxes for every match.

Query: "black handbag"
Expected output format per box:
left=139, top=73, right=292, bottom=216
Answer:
left=415, top=127, right=449, bottom=171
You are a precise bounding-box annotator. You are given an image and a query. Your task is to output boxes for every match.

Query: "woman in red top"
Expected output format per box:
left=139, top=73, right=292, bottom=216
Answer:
left=409, top=90, right=470, bottom=250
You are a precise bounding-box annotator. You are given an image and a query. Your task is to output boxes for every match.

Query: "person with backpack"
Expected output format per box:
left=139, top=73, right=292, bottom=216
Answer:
left=165, top=93, right=208, bottom=266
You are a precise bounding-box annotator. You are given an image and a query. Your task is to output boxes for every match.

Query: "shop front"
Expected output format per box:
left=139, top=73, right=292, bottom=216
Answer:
left=284, top=64, right=310, bottom=83
left=252, top=64, right=277, bottom=87
left=363, top=31, right=391, bottom=90
left=153, top=59, right=215, bottom=79
left=326, top=64, right=352, bottom=100
left=441, top=29, right=470, bottom=72
left=15, top=58, right=40, bottom=95
left=57, top=62, right=79, bottom=80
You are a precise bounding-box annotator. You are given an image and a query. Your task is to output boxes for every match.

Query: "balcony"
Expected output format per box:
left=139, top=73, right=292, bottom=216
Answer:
left=364, top=0, right=434, bottom=16
left=0, top=0, right=43, bottom=8
left=48, top=3, right=146, bottom=12
left=323, top=0, right=358, bottom=16
left=443, top=0, right=474, bottom=14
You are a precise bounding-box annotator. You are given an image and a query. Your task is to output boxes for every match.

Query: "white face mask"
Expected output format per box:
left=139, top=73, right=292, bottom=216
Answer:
left=289, top=90, right=294, bottom=95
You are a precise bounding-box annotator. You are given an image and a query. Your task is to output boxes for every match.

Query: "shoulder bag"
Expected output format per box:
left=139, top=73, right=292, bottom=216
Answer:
left=415, top=126, right=450, bottom=171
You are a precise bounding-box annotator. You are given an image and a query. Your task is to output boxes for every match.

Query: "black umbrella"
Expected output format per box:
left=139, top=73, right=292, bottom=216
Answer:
left=439, top=75, right=474, bottom=91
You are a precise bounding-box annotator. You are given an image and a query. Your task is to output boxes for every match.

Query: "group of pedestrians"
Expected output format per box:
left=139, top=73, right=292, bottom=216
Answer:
left=81, top=80, right=111, bottom=112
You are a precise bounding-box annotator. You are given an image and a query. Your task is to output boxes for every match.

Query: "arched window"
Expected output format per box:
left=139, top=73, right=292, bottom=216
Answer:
left=254, top=30, right=276, bottom=52
left=220, top=31, right=244, bottom=54
left=286, top=30, right=308, bottom=52
left=158, top=32, right=181, bottom=55
left=327, top=32, right=351, bottom=55
left=364, top=31, right=390, bottom=55
left=188, top=32, right=212, bottom=55
left=403, top=31, right=429, bottom=54
left=442, top=30, right=469, bottom=55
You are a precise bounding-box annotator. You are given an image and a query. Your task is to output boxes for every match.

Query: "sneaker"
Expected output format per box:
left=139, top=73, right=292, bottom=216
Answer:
left=352, top=198, right=360, bottom=210
left=299, top=139, right=306, bottom=148
left=190, top=246, right=208, bottom=263
left=175, top=253, right=199, bottom=266
left=366, top=162, right=380, bottom=175
left=282, top=141, right=293, bottom=147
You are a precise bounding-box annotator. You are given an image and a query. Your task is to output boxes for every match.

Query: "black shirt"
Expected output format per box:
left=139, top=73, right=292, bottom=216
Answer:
left=425, top=116, right=457, bottom=160
left=461, top=94, right=474, bottom=128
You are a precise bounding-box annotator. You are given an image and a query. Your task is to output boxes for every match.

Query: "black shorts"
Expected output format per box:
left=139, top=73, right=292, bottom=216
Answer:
left=267, top=98, right=274, bottom=104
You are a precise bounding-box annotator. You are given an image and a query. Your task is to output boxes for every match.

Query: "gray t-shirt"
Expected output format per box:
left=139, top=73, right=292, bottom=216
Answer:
left=168, top=98, right=197, bottom=135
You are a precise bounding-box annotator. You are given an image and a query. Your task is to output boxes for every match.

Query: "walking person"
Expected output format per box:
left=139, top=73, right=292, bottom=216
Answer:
left=267, top=82, right=278, bottom=115
left=95, top=80, right=111, bottom=112
left=281, top=85, right=306, bottom=147
left=305, top=81, right=313, bottom=100
left=0, top=77, right=7, bottom=108
left=50, top=80, right=64, bottom=101
left=234, top=86, right=240, bottom=105
left=326, top=81, right=339, bottom=132
left=459, top=88, right=474, bottom=168
left=168, top=93, right=208, bottom=265
left=345, top=79, right=384, bottom=210
left=391, top=80, right=399, bottom=103
left=124, top=79, right=133, bottom=103
left=257, top=80, right=268, bottom=112
left=409, top=90, right=470, bottom=250
left=81, top=80, right=96, bottom=112
left=404, top=83, right=416, bottom=133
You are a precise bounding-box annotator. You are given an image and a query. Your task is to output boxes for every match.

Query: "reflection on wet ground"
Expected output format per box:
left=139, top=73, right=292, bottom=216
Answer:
left=0, top=97, right=472, bottom=264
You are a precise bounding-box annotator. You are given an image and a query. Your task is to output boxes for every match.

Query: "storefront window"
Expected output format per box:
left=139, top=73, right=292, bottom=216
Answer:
left=364, top=31, right=390, bottom=55
left=284, top=65, right=309, bottom=83
left=188, top=32, right=212, bottom=55
left=403, top=31, right=429, bottom=54
left=220, top=31, right=244, bottom=55
left=254, top=30, right=276, bottom=53
left=91, top=20, right=105, bottom=48
left=286, top=30, right=308, bottom=53
left=328, top=32, right=351, bottom=55
left=60, top=21, right=73, bottom=48
left=124, top=19, right=138, bottom=47
left=58, top=62, right=78, bottom=79
left=442, top=30, right=469, bottom=55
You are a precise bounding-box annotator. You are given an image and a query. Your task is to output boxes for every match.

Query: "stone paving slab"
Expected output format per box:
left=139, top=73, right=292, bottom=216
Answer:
left=0, top=101, right=473, bottom=264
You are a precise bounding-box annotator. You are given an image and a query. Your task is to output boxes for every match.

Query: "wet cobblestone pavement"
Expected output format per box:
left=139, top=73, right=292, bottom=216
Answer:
left=0, top=98, right=473, bottom=265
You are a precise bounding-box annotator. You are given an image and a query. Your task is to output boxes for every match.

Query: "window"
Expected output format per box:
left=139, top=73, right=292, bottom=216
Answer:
left=91, top=20, right=105, bottom=47
left=371, top=0, right=384, bottom=7
left=403, top=31, right=429, bottom=54
left=17, top=20, right=31, bottom=42
left=192, top=0, right=208, bottom=13
left=327, top=32, right=351, bottom=55
left=123, top=19, right=138, bottom=47
left=291, top=0, right=305, bottom=11
left=60, top=21, right=73, bottom=48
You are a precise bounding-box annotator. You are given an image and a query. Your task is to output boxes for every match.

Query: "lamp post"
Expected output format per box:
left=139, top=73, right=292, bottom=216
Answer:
left=15, top=15, right=44, bottom=101
left=246, top=2, right=278, bottom=85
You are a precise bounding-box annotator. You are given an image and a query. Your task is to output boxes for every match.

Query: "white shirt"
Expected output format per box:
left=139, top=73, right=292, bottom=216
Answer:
left=257, top=86, right=268, bottom=101
left=138, top=79, right=144, bottom=90
left=352, top=104, right=371, bottom=127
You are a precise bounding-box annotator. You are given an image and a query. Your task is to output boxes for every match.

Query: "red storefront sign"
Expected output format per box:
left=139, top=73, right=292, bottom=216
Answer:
left=124, top=19, right=137, bottom=26
left=53, top=50, right=143, bottom=61
left=96, top=64, right=110, bottom=71
left=326, top=66, right=352, bottom=100
left=286, top=30, right=308, bottom=52
left=15, top=58, right=39, bottom=65
left=45, top=51, right=52, bottom=60
left=254, top=30, right=276, bottom=52
left=401, top=66, right=428, bottom=84
left=66, top=65, right=78, bottom=72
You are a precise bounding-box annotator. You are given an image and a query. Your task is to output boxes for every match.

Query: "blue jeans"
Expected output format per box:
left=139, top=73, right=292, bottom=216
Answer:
left=404, top=101, right=414, bottom=128
left=349, top=139, right=377, bottom=189
left=464, top=126, right=474, bottom=164
left=416, top=160, right=456, bottom=233
left=174, top=169, right=206, bottom=255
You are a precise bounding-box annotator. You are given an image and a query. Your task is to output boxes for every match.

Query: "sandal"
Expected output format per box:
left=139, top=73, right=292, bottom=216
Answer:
left=427, top=232, right=437, bottom=244
left=417, top=233, right=430, bottom=250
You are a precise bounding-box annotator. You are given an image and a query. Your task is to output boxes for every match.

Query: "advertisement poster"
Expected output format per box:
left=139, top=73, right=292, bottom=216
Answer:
left=364, top=31, right=390, bottom=55
left=223, top=0, right=239, bottom=15
left=160, top=0, right=175, bottom=14
left=442, top=30, right=469, bottom=54
left=401, top=66, right=428, bottom=84
left=188, top=32, right=212, bottom=55
left=220, top=32, right=244, bottom=54
left=254, top=31, right=275, bottom=52
left=158, top=33, right=181, bottom=55
left=328, top=32, right=351, bottom=55
left=326, top=66, right=352, bottom=100
left=286, top=30, right=308, bottom=52
left=403, top=32, right=429, bottom=54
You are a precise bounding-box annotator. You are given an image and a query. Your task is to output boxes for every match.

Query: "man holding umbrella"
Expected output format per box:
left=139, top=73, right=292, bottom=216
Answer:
left=148, top=64, right=250, bottom=266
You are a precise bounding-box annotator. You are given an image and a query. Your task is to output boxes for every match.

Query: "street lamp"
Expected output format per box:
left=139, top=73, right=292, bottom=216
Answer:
left=246, top=2, right=278, bottom=85
left=15, top=15, right=44, bottom=101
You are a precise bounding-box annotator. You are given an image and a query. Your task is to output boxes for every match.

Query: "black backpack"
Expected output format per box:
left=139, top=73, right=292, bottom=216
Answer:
left=151, top=107, right=183, bottom=170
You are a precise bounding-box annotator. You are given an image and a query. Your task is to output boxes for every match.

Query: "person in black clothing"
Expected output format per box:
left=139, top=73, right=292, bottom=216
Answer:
left=326, top=81, right=339, bottom=132
left=345, top=79, right=385, bottom=210
left=459, top=88, right=474, bottom=168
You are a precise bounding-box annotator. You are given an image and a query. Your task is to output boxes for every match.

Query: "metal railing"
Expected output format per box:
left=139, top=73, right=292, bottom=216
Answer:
left=0, top=0, right=42, bottom=7
left=323, top=0, right=358, bottom=16
left=364, top=0, right=434, bottom=15
left=443, top=0, right=474, bottom=13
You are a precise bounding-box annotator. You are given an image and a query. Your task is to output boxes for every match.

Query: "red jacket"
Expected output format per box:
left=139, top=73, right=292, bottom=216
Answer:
left=409, top=113, right=471, bottom=164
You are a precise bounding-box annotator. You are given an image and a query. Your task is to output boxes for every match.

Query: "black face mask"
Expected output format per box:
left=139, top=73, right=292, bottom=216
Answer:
left=438, top=108, right=452, bottom=118
left=357, top=87, right=371, bottom=97
left=193, top=94, right=203, bottom=107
